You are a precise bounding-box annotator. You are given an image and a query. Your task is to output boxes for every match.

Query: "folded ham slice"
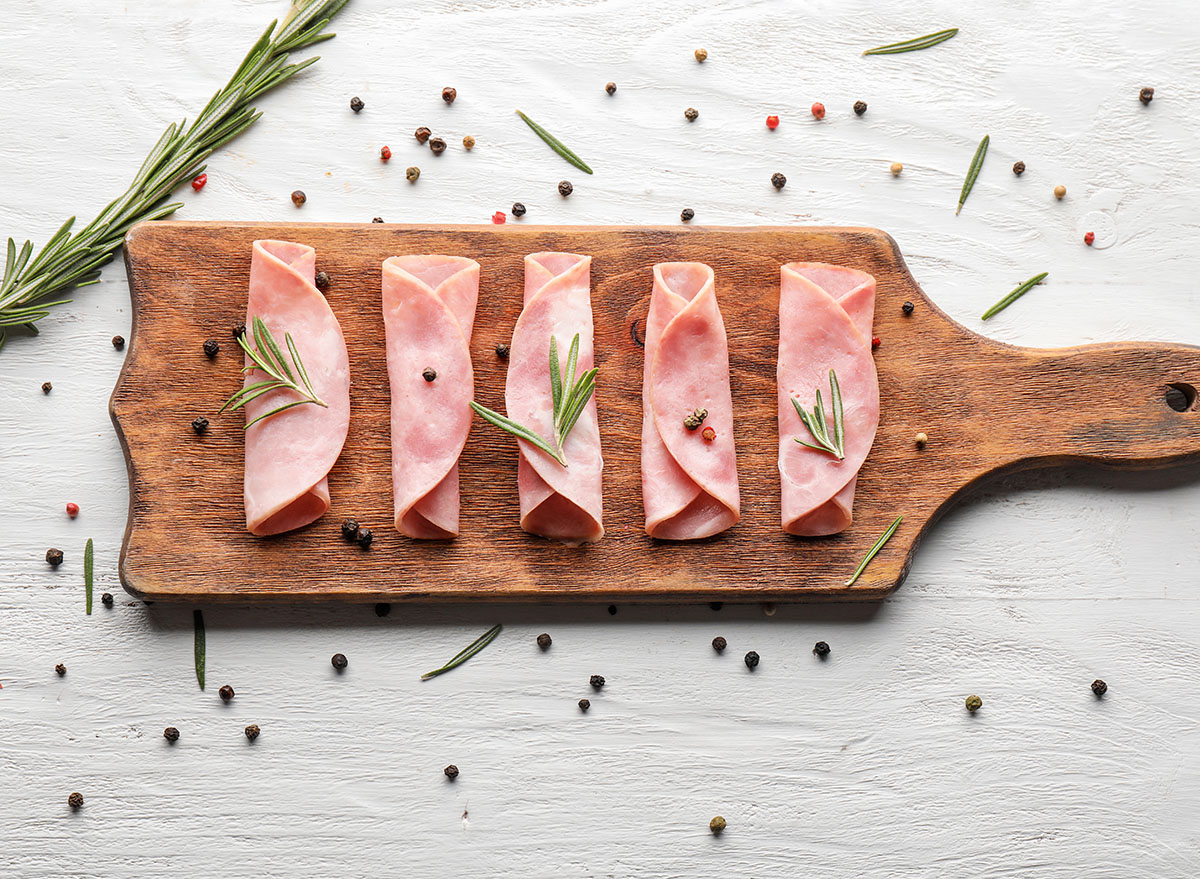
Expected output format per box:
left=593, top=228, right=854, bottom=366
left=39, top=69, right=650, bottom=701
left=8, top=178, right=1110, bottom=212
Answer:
left=242, top=239, right=350, bottom=536
left=382, top=255, right=479, bottom=539
left=778, top=262, right=879, bottom=536
left=503, top=252, right=603, bottom=543
left=641, top=262, right=740, bottom=539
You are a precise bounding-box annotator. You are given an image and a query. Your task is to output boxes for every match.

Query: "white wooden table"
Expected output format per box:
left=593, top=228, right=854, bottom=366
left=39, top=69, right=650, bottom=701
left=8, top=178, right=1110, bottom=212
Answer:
left=3, top=0, right=1199, bottom=875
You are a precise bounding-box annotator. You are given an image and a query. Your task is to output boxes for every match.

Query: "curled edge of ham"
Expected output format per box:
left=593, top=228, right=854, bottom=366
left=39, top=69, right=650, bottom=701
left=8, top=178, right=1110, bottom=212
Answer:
left=504, top=252, right=604, bottom=544
left=642, top=262, right=740, bottom=540
left=382, top=255, right=479, bottom=539
left=243, top=240, right=350, bottom=536
left=778, top=262, right=879, bottom=536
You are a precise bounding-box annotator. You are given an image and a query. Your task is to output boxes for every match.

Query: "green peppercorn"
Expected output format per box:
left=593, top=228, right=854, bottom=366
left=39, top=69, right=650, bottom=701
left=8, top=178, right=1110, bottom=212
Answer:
left=41, top=381, right=52, bottom=394
left=512, top=202, right=526, bottom=218
left=415, top=127, right=431, bottom=144
left=422, top=367, right=437, bottom=382
left=101, top=592, right=113, bottom=607
left=203, top=338, right=220, bottom=357
left=68, top=792, right=83, bottom=810
left=315, top=271, right=331, bottom=291
left=744, top=651, right=759, bottom=669
left=681, top=208, right=694, bottom=222
left=245, top=723, right=261, bottom=741
left=853, top=100, right=867, bottom=116
left=694, top=48, right=708, bottom=62
left=350, top=96, right=364, bottom=113
left=901, top=301, right=915, bottom=316
left=771, top=172, right=786, bottom=190
left=191, top=416, right=209, bottom=435
left=357, top=528, right=374, bottom=549
left=558, top=180, right=573, bottom=197
left=55, top=663, right=66, bottom=676
left=219, top=684, right=235, bottom=702
left=605, top=82, right=617, bottom=95
left=112, top=335, right=125, bottom=350
left=965, top=694, right=982, bottom=712
left=684, top=107, right=699, bottom=121
left=683, top=407, right=708, bottom=430
left=1012, top=161, right=1026, bottom=176
left=578, top=698, right=590, bottom=712
left=406, top=166, right=420, bottom=183
left=590, top=674, right=606, bottom=689
left=537, top=633, right=552, bottom=650
left=429, top=137, right=447, bottom=156
left=163, top=726, right=180, bottom=743
left=291, top=190, right=307, bottom=207
left=341, top=519, right=360, bottom=539
left=709, top=816, right=726, bottom=834
left=46, top=548, right=64, bottom=567
left=444, top=764, right=459, bottom=779
left=331, top=653, right=348, bottom=671
left=712, top=636, right=727, bottom=652
left=813, top=641, right=830, bottom=657
left=1091, top=679, right=1108, bottom=696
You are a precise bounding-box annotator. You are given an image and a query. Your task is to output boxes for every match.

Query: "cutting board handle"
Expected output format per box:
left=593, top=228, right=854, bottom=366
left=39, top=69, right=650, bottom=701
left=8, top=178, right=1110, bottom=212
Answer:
left=994, top=342, right=1200, bottom=470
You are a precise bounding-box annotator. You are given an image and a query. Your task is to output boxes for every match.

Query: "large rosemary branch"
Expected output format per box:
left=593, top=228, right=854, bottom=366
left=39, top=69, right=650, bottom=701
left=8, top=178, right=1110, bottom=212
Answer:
left=0, top=0, right=349, bottom=351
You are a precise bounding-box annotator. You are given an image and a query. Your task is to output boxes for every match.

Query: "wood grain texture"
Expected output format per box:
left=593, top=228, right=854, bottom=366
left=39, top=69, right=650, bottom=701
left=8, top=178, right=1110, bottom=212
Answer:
left=114, top=221, right=1200, bottom=602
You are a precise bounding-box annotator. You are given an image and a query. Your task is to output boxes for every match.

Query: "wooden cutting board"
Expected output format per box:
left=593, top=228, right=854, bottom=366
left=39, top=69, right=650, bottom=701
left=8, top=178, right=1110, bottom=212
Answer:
left=113, top=222, right=1200, bottom=603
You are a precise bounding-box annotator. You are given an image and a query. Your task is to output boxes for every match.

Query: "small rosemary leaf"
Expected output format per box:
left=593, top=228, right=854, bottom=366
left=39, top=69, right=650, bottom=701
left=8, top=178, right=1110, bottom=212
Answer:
left=515, top=110, right=594, bottom=175
left=286, top=332, right=317, bottom=398
left=193, top=609, right=206, bottom=690
left=561, top=333, right=581, bottom=415
left=84, top=538, right=93, bottom=616
left=845, top=516, right=904, bottom=586
left=421, top=624, right=503, bottom=681
left=255, top=318, right=295, bottom=383
left=548, top=335, right=563, bottom=416
left=863, top=27, right=958, bottom=56
left=3, top=239, right=15, bottom=285
left=218, top=380, right=284, bottom=414
left=956, top=134, right=989, bottom=215
left=470, top=402, right=566, bottom=466
left=981, top=272, right=1049, bottom=320
left=557, top=369, right=597, bottom=441
left=830, top=370, right=845, bottom=455
left=244, top=398, right=312, bottom=431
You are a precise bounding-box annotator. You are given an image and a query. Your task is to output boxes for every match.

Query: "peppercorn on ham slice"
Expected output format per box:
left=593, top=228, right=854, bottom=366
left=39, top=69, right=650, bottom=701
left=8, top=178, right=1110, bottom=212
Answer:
left=501, top=252, right=603, bottom=543
left=242, top=239, right=350, bottom=536
left=382, top=255, right=479, bottom=538
left=778, top=263, right=879, bottom=536
left=641, top=262, right=740, bottom=539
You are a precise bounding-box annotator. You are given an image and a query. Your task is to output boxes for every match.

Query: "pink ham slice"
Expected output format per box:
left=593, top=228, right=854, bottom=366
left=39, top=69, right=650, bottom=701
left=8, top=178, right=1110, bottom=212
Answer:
left=502, top=252, right=603, bottom=544
left=382, top=255, right=479, bottom=539
left=242, top=240, right=350, bottom=536
left=778, top=262, right=878, bottom=536
left=641, top=262, right=740, bottom=539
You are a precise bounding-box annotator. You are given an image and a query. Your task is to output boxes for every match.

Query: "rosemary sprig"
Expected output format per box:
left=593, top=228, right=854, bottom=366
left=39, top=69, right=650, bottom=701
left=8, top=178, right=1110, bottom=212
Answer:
left=471, top=333, right=597, bottom=468
left=863, top=28, right=958, bottom=56
left=194, top=609, right=206, bottom=691
left=956, top=134, right=989, bottom=215
left=84, top=538, right=94, bottom=616
left=793, top=369, right=845, bottom=460
left=845, top=516, right=903, bottom=586
left=421, top=624, right=503, bottom=681
left=219, top=317, right=327, bottom=429
left=981, top=272, right=1049, bottom=320
left=0, top=0, right=349, bottom=351
left=515, top=110, right=594, bottom=175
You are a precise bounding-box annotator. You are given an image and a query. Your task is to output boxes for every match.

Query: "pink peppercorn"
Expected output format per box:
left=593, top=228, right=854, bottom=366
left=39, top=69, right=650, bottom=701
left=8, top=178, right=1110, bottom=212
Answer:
left=191, top=173, right=207, bottom=191
left=811, top=102, right=826, bottom=120
left=871, top=336, right=881, bottom=349
left=66, top=502, right=79, bottom=518
left=1084, top=232, right=1095, bottom=246
left=766, top=115, right=779, bottom=130
left=492, top=211, right=506, bottom=224
left=380, top=145, right=392, bottom=161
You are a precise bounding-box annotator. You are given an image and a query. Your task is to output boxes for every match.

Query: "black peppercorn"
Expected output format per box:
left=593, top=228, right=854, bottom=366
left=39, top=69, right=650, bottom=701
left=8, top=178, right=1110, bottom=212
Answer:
left=55, top=663, right=66, bottom=676
left=712, top=636, right=727, bottom=652
left=291, top=190, right=307, bottom=207
left=315, top=271, right=331, bottom=291
left=1139, top=86, right=1154, bottom=105
left=710, top=601, right=723, bottom=611
left=218, top=684, right=235, bottom=702
left=444, top=764, right=459, bottom=779
left=422, top=367, right=437, bottom=382
left=46, top=548, right=64, bottom=567
left=1013, top=161, right=1026, bottom=176
left=558, top=180, right=573, bottom=197
left=813, top=640, right=831, bottom=657
left=681, top=208, right=694, bottom=222
left=684, top=107, right=699, bottom=121
left=191, top=416, right=209, bottom=435
left=101, top=592, right=113, bottom=607
left=112, top=335, right=125, bottom=350
left=341, top=519, right=359, bottom=539
left=605, top=81, right=617, bottom=95
left=350, top=96, right=364, bottom=113
left=203, top=338, right=220, bottom=358
left=590, top=674, right=606, bottom=689
left=1091, top=678, right=1108, bottom=696
left=512, top=202, right=527, bottom=218
left=495, top=343, right=510, bottom=359
left=372, top=217, right=384, bottom=223
left=68, top=792, right=83, bottom=810
left=245, top=723, right=261, bottom=741
left=232, top=322, right=246, bottom=339
left=42, top=381, right=52, bottom=394
left=537, top=633, right=552, bottom=650
left=442, top=86, right=457, bottom=104
left=578, top=698, right=591, bottom=712
left=375, top=602, right=391, bottom=617
left=771, top=172, right=787, bottom=190
left=429, top=137, right=447, bottom=155
left=744, top=650, right=760, bottom=669
left=357, top=528, right=374, bottom=549
left=415, top=126, right=431, bottom=144
left=607, top=604, right=617, bottom=615
left=163, top=726, right=180, bottom=743
left=853, top=100, right=868, bottom=116
left=901, top=301, right=915, bottom=316
left=331, top=652, right=348, bottom=671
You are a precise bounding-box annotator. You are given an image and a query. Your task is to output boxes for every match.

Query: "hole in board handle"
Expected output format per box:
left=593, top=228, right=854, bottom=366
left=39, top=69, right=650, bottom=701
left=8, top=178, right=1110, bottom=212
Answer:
left=1165, top=383, right=1197, bottom=412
